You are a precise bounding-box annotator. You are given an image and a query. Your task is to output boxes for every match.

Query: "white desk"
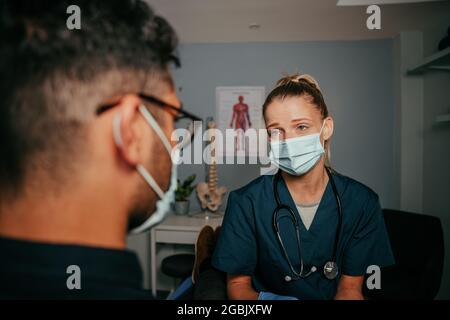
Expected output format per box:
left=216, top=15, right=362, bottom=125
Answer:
left=150, top=213, right=223, bottom=296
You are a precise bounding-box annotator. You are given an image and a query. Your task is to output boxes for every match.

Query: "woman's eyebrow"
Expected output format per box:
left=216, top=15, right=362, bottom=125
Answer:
left=266, top=122, right=281, bottom=128
left=290, top=117, right=312, bottom=123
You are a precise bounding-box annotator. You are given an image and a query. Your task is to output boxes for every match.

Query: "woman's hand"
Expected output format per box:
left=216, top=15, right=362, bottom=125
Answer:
left=227, top=274, right=259, bottom=300
left=334, top=275, right=365, bottom=300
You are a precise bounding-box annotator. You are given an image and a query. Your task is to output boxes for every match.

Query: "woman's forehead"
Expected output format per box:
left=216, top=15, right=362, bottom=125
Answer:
left=265, top=96, right=322, bottom=122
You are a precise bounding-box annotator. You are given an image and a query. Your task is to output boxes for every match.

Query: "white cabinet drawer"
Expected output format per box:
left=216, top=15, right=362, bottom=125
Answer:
left=155, top=229, right=197, bottom=244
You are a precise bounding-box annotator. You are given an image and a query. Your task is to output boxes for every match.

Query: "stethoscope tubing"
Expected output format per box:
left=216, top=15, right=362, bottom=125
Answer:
left=272, top=167, right=343, bottom=280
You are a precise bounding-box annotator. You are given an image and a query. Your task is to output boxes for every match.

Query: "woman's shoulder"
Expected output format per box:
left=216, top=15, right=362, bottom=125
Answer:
left=224, top=175, right=273, bottom=219
left=332, top=169, right=380, bottom=204
left=229, top=174, right=273, bottom=200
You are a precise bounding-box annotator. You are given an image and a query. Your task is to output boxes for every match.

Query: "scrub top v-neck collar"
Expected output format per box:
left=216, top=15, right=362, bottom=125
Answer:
left=276, top=172, right=334, bottom=238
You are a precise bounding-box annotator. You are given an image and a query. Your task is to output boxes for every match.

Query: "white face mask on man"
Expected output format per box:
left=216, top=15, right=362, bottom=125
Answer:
left=113, top=105, right=179, bottom=234
left=269, top=122, right=326, bottom=176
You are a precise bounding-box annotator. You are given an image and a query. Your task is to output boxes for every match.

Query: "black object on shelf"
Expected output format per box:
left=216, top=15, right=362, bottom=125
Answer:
left=438, top=27, right=450, bottom=51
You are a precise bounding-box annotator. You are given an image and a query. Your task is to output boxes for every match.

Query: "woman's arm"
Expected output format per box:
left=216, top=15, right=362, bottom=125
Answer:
left=334, top=275, right=364, bottom=300
left=227, top=274, right=259, bottom=300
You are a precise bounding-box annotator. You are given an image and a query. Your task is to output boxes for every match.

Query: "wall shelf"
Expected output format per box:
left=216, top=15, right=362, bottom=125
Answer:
left=435, top=114, right=450, bottom=123
left=407, top=47, right=450, bottom=75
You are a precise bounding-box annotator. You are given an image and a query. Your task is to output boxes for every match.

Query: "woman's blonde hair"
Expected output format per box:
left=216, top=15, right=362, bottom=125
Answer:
left=263, top=73, right=332, bottom=167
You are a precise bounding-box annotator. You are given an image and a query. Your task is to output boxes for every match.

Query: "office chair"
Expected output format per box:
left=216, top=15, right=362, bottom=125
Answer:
left=161, top=253, right=195, bottom=296
left=363, top=209, right=444, bottom=300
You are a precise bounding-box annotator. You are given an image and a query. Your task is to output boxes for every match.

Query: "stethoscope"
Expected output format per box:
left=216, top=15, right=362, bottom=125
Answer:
left=272, top=167, right=343, bottom=282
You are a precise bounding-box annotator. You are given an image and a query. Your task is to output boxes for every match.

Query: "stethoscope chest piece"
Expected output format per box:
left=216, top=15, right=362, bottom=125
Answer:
left=323, top=261, right=339, bottom=280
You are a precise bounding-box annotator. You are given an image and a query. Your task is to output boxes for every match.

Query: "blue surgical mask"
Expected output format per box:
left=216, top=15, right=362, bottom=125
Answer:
left=113, top=105, right=179, bottom=234
left=269, top=122, right=325, bottom=176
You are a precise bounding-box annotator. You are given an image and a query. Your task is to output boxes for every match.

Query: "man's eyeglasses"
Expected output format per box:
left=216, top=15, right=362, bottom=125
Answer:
left=96, top=93, right=202, bottom=148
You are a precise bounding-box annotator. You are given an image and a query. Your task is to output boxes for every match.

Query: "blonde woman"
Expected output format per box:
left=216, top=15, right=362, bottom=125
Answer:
left=212, top=74, right=394, bottom=300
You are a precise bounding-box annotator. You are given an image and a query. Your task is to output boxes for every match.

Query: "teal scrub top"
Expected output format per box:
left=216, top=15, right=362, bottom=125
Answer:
left=211, top=171, right=395, bottom=300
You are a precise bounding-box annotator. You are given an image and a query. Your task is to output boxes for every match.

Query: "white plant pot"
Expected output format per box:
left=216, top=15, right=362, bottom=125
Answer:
left=174, top=200, right=190, bottom=215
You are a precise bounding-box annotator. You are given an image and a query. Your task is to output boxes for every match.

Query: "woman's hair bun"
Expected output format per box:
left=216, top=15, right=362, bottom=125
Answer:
left=276, top=73, right=321, bottom=92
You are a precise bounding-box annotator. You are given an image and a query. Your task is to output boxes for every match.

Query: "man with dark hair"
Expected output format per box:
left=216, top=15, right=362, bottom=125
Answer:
left=0, top=0, right=204, bottom=299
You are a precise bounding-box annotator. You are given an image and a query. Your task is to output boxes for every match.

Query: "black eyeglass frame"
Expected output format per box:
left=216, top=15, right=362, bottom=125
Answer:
left=96, top=93, right=202, bottom=123
left=95, top=93, right=202, bottom=147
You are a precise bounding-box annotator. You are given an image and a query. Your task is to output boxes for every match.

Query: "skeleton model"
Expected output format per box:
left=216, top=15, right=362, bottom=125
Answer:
left=196, top=118, right=227, bottom=212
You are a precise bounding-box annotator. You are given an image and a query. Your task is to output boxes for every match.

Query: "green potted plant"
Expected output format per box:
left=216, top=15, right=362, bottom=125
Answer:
left=174, top=174, right=196, bottom=215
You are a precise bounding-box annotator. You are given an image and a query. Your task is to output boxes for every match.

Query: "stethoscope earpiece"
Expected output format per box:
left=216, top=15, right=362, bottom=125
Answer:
left=284, top=265, right=317, bottom=282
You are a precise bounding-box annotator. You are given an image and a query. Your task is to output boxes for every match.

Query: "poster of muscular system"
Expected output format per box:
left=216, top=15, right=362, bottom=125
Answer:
left=216, top=86, right=265, bottom=157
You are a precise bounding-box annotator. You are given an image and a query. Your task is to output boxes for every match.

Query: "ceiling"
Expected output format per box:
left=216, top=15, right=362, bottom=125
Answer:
left=145, top=0, right=450, bottom=43
left=337, top=0, right=443, bottom=5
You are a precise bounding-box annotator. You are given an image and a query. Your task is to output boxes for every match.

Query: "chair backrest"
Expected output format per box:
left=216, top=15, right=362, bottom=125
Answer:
left=363, top=209, right=444, bottom=300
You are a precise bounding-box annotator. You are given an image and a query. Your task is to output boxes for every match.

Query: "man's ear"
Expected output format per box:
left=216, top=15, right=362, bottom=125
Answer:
left=323, top=117, right=334, bottom=141
left=113, top=94, right=146, bottom=167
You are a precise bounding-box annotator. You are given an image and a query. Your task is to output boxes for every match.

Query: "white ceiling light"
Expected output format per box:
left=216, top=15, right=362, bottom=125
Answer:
left=337, top=0, right=444, bottom=5
left=248, top=24, right=261, bottom=30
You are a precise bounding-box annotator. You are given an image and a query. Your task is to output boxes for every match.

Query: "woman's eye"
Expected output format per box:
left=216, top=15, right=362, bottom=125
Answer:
left=270, top=129, right=279, bottom=135
left=297, top=125, right=308, bottom=131
left=269, top=129, right=282, bottom=139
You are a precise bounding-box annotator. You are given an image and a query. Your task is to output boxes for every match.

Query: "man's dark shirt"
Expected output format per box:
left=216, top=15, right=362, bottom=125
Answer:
left=0, top=236, right=153, bottom=299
